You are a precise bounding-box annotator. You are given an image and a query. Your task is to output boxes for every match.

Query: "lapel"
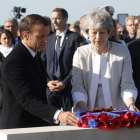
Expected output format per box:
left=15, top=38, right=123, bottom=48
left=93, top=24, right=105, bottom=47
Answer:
left=48, top=34, right=56, bottom=78
left=60, top=29, right=71, bottom=54
left=17, top=42, right=46, bottom=84
left=138, top=38, right=140, bottom=46
left=36, top=52, right=47, bottom=83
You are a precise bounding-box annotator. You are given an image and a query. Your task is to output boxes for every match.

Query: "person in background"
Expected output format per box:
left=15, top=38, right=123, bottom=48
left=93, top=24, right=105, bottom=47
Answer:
left=0, top=26, right=4, bottom=30
left=134, top=16, right=139, bottom=27
left=79, top=15, right=91, bottom=46
left=117, top=25, right=128, bottom=40
left=41, top=8, right=83, bottom=114
left=4, top=18, right=20, bottom=47
left=44, top=16, right=54, bottom=35
left=68, top=24, right=80, bottom=35
left=124, top=16, right=136, bottom=44
left=109, top=20, right=120, bottom=42
left=72, top=8, right=138, bottom=112
left=116, top=22, right=122, bottom=28
left=79, top=15, right=86, bottom=35
left=0, top=29, right=15, bottom=119
left=100, top=5, right=115, bottom=17
left=128, top=19, right=140, bottom=110
left=136, top=16, right=140, bottom=39
left=109, top=19, right=126, bottom=45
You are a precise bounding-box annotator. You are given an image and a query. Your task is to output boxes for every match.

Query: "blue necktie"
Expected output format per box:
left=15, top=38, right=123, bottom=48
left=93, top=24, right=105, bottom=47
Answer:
left=55, top=35, right=61, bottom=78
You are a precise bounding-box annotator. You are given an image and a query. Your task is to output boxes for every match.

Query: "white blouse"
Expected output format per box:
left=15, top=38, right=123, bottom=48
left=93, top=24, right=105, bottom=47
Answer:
left=93, top=52, right=113, bottom=108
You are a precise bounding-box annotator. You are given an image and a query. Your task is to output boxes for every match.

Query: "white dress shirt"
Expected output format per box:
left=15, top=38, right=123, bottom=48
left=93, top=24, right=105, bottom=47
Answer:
left=56, top=28, right=67, bottom=49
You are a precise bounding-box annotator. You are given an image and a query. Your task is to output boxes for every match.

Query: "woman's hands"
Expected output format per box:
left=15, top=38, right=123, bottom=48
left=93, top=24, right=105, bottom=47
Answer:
left=128, top=103, right=139, bottom=112
left=125, top=97, right=139, bottom=111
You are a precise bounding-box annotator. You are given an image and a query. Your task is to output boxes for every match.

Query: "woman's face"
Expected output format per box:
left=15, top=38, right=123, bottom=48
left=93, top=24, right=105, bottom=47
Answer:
left=88, top=28, right=108, bottom=48
left=118, top=27, right=127, bottom=39
left=0, top=33, right=12, bottom=47
left=109, top=27, right=116, bottom=37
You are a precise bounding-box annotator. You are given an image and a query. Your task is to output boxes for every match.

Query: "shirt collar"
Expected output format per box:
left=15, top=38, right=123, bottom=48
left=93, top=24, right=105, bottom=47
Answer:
left=129, top=36, right=134, bottom=39
left=83, top=33, right=89, bottom=39
left=22, top=41, right=36, bottom=57
left=56, top=28, right=67, bottom=37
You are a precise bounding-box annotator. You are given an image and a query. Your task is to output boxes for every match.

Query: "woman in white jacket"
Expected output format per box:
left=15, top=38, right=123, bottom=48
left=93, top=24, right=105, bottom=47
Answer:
left=72, top=8, right=138, bottom=112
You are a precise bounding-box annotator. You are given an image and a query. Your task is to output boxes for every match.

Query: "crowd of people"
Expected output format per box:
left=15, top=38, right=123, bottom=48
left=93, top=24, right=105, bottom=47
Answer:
left=0, top=5, right=140, bottom=130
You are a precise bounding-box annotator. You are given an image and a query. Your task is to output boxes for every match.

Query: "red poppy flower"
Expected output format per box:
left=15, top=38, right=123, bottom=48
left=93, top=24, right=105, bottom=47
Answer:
left=81, top=115, right=88, bottom=122
left=121, top=116, right=130, bottom=127
left=113, top=118, right=122, bottom=129
left=77, top=121, right=82, bottom=127
left=82, top=118, right=90, bottom=128
left=100, top=114, right=111, bottom=122
left=124, top=112, right=134, bottom=119
left=105, top=118, right=116, bottom=130
left=97, top=121, right=107, bottom=129
left=128, top=119, right=134, bottom=129
left=134, top=116, right=140, bottom=128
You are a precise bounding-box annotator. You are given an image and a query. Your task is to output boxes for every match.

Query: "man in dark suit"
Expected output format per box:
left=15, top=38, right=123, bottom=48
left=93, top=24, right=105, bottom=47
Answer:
left=128, top=38, right=140, bottom=110
left=4, top=18, right=21, bottom=47
left=41, top=8, right=83, bottom=112
left=79, top=15, right=91, bottom=46
left=0, top=14, right=78, bottom=129
left=124, top=16, right=136, bottom=44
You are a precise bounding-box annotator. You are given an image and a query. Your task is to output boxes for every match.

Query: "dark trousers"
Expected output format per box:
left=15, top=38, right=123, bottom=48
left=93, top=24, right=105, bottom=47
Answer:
left=47, top=90, right=73, bottom=111
left=47, top=76, right=73, bottom=111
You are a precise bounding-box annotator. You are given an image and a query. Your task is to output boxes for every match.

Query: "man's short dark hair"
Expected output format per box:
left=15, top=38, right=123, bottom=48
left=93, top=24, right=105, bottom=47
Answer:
left=19, top=14, right=49, bottom=39
left=53, top=8, right=68, bottom=19
left=43, top=16, right=52, bottom=27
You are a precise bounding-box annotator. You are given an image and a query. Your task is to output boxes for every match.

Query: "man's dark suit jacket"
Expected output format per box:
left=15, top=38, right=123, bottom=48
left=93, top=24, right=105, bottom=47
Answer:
left=128, top=38, right=140, bottom=110
left=41, top=29, right=83, bottom=111
left=79, top=35, right=87, bottom=46
left=0, top=42, right=58, bottom=129
left=124, top=36, right=136, bottom=44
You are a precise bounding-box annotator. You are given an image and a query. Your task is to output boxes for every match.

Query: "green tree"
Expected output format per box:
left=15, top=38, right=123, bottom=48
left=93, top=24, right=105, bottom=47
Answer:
left=74, top=20, right=80, bottom=25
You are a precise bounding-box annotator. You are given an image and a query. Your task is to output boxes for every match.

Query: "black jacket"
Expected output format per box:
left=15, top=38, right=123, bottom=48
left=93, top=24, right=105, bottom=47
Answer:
left=128, top=38, right=140, bottom=109
left=0, top=42, right=58, bottom=129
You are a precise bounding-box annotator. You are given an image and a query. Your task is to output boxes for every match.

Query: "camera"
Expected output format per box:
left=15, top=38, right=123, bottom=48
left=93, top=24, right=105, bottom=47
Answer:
left=12, top=6, right=26, bottom=19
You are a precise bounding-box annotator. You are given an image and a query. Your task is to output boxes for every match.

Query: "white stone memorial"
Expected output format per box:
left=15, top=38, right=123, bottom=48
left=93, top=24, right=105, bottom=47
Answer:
left=0, top=126, right=140, bottom=140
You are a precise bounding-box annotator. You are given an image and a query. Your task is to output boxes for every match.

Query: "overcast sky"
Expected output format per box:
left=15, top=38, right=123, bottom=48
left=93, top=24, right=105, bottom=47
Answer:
left=0, top=0, right=140, bottom=26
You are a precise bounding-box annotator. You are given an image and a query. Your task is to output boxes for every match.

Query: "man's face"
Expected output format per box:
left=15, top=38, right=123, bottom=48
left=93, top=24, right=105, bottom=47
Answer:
left=79, top=17, right=85, bottom=30
left=4, top=21, right=18, bottom=38
left=25, top=24, right=50, bottom=52
left=52, top=11, right=67, bottom=31
left=126, top=19, right=136, bottom=35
